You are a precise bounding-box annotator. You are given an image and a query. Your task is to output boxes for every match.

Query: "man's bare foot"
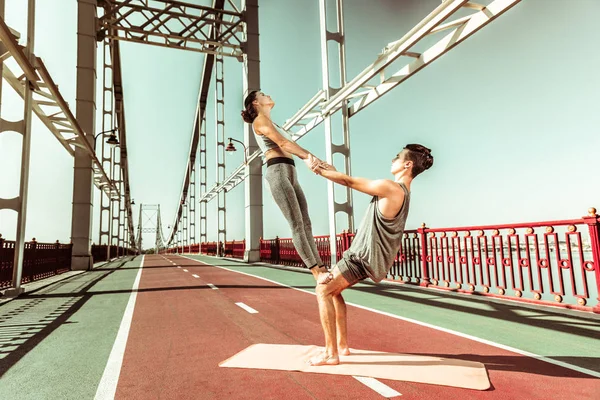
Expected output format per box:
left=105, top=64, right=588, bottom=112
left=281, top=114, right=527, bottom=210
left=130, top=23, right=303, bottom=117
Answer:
left=338, top=347, right=351, bottom=356
left=306, top=352, right=339, bottom=366
left=310, top=266, right=334, bottom=285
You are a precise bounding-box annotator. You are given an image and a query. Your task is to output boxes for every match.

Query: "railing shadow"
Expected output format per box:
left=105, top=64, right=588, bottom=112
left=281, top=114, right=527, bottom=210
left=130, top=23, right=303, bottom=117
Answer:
left=0, top=258, right=134, bottom=377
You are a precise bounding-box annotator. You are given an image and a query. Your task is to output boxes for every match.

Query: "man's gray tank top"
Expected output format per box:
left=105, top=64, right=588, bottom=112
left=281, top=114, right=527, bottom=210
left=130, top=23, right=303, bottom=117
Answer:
left=344, top=182, right=411, bottom=283
left=252, top=122, right=293, bottom=156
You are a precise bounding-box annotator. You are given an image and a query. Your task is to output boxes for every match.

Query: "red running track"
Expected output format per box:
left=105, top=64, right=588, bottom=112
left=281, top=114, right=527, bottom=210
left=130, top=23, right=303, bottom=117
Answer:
left=115, top=255, right=599, bottom=399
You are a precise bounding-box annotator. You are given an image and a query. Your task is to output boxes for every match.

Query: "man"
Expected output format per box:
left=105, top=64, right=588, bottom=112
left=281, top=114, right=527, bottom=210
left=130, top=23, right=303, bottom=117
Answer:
left=306, top=144, right=434, bottom=366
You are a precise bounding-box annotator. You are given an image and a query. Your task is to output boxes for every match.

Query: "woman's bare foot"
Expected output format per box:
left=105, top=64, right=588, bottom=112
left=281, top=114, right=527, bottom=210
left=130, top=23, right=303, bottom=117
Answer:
left=306, top=352, right=340, bottom=366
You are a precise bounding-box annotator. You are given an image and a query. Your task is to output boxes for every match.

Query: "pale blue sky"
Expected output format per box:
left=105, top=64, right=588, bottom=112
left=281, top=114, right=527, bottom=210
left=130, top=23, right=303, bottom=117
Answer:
left=0, top=0, right=599, bottom=249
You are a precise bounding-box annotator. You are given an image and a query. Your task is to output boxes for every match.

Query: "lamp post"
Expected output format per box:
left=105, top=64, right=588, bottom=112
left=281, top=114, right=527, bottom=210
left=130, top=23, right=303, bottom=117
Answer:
left=127, top=199, right=135, bottom=254
left=181, top=202, right=188, bottom=253
left=225, top=137, right=248, bottom=164
left=95, top=129, right=119, bottom=261
left=167, top=225, right=171, bottom=253
left=93, top=129, right=119, bottom=149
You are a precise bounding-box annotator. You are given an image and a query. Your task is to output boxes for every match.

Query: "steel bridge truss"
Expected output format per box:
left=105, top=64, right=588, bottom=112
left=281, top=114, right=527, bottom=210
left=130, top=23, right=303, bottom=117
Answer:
left=0, top=1, right=130, bottom=293
left=163, top=0, right=237, bottom=248
left=199, top=0, right=521, bottom=203
left=92, top=0, right=522, bottom=259
left=0, top=17, right=120, bottom=200
left=135, top=203, right=166, bottom=252
left=192, top=0, right=521, bottom=262
left=97, top=0, right=245, bottom=59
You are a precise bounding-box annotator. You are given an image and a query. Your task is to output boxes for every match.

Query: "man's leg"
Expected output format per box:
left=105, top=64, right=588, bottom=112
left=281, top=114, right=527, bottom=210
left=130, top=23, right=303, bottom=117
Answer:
left=308, top=266, right=352, bottom=366
left=333, top=294, right=350, bottom=355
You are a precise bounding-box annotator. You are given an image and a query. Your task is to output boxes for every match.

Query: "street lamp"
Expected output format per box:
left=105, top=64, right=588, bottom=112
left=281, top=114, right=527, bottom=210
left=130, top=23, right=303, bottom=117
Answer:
left=225, top=137, right=248, bottom=164
left=94, top=129, right=119, bottom=261
left=93, top=129, right=119, bottom=149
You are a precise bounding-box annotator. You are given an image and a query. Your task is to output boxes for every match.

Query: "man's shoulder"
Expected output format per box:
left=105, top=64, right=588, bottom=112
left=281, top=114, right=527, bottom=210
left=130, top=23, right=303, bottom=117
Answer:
left=378, top=179, right=405, bottom=194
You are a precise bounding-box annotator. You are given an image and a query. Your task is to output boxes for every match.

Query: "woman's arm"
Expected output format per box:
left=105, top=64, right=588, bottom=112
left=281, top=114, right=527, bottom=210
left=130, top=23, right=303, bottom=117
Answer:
left=253, top=116, right=312, bottom=160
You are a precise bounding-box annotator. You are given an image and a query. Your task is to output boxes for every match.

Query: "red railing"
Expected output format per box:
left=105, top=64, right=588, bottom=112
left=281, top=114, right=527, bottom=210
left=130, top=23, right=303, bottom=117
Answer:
left=163, top=245, right=193, bottom=254
left=91, top=244, right=137, bottom=262
left=227, top=240, right=245, bottom=259
left=260, top=232, right=354, bottom=267
left=187, top=209, right=600, bottom=313
left=164, top=240, right=246, bottom=259
left=400, top=211, right=600, bottom=313
left=1, top=236, right=72, bottom=290
left=201, top=242, right=218, bottom=255
left=252, top=210, right=600, bottom=313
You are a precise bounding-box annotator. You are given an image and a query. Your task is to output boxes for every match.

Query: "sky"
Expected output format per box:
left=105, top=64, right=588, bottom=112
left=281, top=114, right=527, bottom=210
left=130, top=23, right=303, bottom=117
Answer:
left=0, top=0, right=599, bottom=249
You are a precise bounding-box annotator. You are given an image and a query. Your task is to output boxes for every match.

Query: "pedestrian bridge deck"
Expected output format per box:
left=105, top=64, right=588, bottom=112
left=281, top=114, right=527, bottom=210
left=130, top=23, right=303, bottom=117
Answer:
left=0, top=254, right=598, bottom=399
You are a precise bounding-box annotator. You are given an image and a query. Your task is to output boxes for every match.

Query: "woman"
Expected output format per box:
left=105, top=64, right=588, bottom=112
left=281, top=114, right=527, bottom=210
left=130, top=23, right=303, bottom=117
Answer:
left=241, top=90, right=332, bottom=284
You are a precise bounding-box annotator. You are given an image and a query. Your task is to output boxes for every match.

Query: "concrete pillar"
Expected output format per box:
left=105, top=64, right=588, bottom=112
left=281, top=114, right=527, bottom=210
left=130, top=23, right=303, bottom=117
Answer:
left=243, top=0, right=262, bottom=262
left=71, top=0, right=97, bottom=270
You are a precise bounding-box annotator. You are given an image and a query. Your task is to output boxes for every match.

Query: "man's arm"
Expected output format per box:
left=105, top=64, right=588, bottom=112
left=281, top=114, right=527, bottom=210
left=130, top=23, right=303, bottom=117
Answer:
left=314, top=161, right=400, bottom=198
left=254, top=116, right=312, bottom=160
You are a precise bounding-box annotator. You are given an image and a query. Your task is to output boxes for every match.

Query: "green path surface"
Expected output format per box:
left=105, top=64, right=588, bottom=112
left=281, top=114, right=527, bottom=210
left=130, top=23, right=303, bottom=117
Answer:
left=185, top=254, right=600, bottom=374
left=0, top=256, right=141, bottom=400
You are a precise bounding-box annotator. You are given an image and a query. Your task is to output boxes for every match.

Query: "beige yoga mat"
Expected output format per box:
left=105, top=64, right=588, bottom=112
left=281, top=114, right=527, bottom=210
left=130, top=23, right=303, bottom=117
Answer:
left=219, top=344, right=490, bottom=391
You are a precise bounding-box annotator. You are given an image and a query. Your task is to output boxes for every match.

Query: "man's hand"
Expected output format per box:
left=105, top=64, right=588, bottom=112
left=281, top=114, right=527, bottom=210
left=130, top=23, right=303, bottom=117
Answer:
left=319, top=162, right=336, bottom=172
left=314, top=162, right=336, bottom=175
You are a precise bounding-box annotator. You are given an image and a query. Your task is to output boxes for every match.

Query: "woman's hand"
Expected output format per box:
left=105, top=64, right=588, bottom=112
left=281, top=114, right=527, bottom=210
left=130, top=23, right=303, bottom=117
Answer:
left=304, top=154, right=323, bottom=173
left=306, top=154, right=336, bottom=175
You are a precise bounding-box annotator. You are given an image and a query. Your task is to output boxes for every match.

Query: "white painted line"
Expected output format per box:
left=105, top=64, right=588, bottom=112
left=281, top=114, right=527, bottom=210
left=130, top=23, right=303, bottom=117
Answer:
left=180, top=254, right=600, bottom=379
left=354, top=376, right=401, bottom=398
left=183, top=269, right=188, bottom=272
left=95, top=255, right=145, bottom=400
left=192, top=274, right=199, bottom=278
left=235, top=302, right=258, bottom=314
left=207, top=283, right=218, bottom=290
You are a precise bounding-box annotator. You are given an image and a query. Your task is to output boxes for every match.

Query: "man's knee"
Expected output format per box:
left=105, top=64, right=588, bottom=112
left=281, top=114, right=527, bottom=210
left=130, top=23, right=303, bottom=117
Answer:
left=315, top=284, right=328, bottom=299
left=316, top=279, right=348, bottom=299
left=315, top=282, right=335, bottom=299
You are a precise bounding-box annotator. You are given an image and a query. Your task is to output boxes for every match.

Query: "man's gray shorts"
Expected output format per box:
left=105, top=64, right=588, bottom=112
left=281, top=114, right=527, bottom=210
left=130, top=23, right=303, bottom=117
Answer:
left=336, top=255, right=368, bottom=286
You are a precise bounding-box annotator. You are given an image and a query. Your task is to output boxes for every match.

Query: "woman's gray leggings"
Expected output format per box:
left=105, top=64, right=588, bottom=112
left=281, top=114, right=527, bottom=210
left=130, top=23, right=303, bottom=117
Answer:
left=265, top=160, right=323, bottom=269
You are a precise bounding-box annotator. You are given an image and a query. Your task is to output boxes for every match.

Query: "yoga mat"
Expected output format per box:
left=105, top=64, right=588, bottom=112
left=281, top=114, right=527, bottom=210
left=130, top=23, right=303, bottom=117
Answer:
left=219, top=344, right=491, bottom=391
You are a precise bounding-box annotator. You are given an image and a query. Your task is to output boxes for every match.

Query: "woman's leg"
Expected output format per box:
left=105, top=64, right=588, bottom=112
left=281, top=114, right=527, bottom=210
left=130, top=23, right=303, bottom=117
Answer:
left=289, top=168, right=333, bottom=283
left=291, top=169, right=324, bottom=268
left=266, top=164, right=321, bottom=269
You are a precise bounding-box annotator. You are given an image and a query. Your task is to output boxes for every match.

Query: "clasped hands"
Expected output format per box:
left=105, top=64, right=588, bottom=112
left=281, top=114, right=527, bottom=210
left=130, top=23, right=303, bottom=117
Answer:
left=304, top=154, right=336, bottom=175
